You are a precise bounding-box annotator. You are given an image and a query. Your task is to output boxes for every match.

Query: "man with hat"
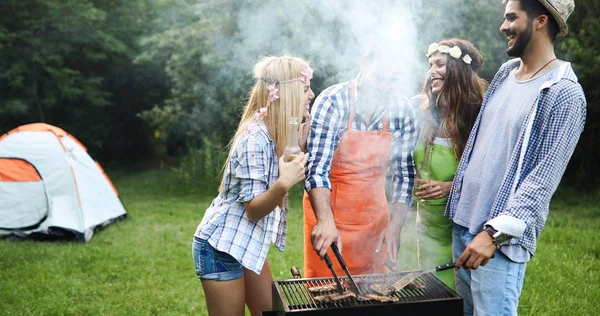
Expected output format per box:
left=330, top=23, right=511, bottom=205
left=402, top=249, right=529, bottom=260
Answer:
left=445, top=0, right=586, bottom=314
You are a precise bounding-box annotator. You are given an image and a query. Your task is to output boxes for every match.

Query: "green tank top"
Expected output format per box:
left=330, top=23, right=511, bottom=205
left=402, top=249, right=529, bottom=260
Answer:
left=413, top=139, right=459, bottom=206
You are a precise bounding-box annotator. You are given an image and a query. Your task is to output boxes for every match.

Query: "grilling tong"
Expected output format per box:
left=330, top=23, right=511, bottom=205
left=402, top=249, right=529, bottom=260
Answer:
left=323, top=243, right=362, bottom=294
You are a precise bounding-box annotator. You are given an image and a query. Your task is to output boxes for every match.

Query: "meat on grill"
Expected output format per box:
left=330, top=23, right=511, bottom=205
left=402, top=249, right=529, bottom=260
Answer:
left=307, top=283, right=340, bottom=294
left=357, top=294, right=400, bottom=303
left=312, top=291, right=400, bottom=304
left=370, top=283, right=394, bottom=296
left=312, top=291, right=357, bottom=303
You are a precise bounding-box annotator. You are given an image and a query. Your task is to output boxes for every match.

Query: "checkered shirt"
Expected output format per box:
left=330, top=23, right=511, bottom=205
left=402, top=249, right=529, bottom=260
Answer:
left=445, top=59, right=587, bottom=256
left=305, top=76, right=418, bottom=205
left=195, top=121, right=287, bottom=274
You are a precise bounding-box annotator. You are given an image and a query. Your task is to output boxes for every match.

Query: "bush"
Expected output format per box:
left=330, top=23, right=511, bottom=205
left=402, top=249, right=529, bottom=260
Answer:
left=171, top=138, right=227, bottom=194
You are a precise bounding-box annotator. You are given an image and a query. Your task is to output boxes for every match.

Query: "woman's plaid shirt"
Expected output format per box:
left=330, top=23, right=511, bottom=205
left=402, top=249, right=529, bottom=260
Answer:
left=195, top=121, right=287, bottom=274
left=445, top=60, right=586, bottom=257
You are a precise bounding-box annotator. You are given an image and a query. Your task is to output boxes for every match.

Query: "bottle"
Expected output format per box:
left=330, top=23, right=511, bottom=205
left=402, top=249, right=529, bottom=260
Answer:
left=283, top=117, right=301, bottom=162
left=412, top=143, right=433, bottom=202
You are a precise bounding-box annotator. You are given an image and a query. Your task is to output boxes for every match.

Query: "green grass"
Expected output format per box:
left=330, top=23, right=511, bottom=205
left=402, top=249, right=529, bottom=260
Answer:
left=1, top=168, right=598, bottom=315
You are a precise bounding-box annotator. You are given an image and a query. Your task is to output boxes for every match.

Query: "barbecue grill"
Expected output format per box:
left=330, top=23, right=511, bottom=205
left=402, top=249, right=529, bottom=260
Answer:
left=263, top=271, right=462, bottom=315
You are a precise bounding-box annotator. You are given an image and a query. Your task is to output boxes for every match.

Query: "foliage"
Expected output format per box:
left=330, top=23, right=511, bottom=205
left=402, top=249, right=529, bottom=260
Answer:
left=135, top=0, right=380, bottom=158
left=0, top=0, right=169, bottom=161
left=170, top=138, right=226, bottom=193
left=555, top=0, right=600, bottom=187
left=0, top=0, right=111, bottom=119
left=0, top=0, right=597, bottom=185
left=135, top=0, right=245, bottom=154
left=410, top=0, right=507, bottom=81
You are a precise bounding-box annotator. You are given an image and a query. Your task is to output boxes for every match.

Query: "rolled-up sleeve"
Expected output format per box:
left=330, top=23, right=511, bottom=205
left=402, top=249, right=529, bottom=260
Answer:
left=305, top=94, right=341, bottom=192
left=391, top=99, right=418, bottom=205
left=234, top=135, right=269, bottom=203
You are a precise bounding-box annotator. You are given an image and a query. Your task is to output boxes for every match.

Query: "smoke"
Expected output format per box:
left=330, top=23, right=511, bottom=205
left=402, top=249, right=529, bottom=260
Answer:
left=205, top=0, right=432, bottom=97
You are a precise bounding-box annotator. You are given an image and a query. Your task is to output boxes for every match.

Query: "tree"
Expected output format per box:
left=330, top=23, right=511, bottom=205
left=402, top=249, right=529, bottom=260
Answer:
left=0, top=0, right=169, bottom=162
left=556, top=0, right=600, bottom=187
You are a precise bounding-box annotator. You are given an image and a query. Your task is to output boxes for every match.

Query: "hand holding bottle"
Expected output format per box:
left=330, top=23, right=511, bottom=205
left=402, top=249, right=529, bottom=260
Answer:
left=415, top=179, right=452, bottom=200
left=277, top=153, right=307, bottom=191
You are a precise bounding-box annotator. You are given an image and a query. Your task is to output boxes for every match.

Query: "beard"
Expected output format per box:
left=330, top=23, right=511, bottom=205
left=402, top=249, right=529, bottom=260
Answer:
left=506, top=22, right=533, bottom=57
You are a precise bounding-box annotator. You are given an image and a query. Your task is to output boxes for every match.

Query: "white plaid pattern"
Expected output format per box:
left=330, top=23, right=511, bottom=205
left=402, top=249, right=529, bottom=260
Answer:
left=305, top=76, right=418, bottom=205
left=195, top=121, right=287, bottom=274
left=445, top=59, right=586, bottom=256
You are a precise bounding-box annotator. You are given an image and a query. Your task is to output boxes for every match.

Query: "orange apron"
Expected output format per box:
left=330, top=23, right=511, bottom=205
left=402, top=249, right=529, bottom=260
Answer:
left=303, top=81, right=392, bottom=277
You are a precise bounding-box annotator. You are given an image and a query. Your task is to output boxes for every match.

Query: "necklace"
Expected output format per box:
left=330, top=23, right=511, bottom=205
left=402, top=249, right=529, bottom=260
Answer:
left=526, top=57, right=558, bottom=80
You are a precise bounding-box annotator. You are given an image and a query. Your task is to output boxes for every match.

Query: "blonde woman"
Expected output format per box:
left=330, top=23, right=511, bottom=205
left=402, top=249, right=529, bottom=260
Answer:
left=192, top=55, right=314, bottom=316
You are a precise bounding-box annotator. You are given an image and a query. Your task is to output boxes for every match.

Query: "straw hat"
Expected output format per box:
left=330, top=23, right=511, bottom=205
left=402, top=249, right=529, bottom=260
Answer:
left=536, top=0, right=575, bottom=36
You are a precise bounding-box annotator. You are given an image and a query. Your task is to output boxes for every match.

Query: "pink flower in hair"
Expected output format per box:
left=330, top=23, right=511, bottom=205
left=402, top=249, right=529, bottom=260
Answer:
left=267, top=84, right=279, bottom=102
left=299, top=66, right=313, bottom=83
left=255, top=106, right=268, bottom=119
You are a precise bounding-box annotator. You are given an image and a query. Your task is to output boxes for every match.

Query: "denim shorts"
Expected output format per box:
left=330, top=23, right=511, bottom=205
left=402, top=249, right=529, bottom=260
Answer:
left=192, top=236, right=243, bottom=281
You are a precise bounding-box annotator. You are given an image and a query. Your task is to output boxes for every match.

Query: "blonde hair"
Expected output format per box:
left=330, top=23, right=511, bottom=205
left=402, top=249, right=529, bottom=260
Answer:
left=219, top=55, right=311, bottom=191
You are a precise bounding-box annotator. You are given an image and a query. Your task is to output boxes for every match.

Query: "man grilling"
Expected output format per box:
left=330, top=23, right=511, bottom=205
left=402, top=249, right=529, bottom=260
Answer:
left=303, top=46, right=418, bottom=277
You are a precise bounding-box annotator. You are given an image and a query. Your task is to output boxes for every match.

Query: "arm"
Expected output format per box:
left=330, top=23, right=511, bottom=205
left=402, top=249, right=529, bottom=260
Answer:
left=376, top=202, right=409, bottom=263
left=456, top=94, right=586, bottom=270
left=307, top=187, right=340, bottom=257
left=378, top=99, right=419, bottom=262
left=234, top=129, right=307, bottom=222
left=305, top=93, right=342, bottom=257
left=245, top=154, right=308, bottom=221
left=391, top=99, right=418, bottom=206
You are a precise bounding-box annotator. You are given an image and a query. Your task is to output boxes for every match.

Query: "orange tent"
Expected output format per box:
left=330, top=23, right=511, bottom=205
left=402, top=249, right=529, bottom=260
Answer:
left=0, top=123, right=127, bottom=242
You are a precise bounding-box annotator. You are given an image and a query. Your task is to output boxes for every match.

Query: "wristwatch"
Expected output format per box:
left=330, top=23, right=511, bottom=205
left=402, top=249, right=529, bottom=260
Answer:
left=483, top=225, right=512, bottom=248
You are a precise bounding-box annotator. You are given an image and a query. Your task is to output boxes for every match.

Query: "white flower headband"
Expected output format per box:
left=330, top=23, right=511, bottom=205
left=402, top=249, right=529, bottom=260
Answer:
left=426, top=43, right=472, bottom=65
left=255, top=66, right=313, bottom=120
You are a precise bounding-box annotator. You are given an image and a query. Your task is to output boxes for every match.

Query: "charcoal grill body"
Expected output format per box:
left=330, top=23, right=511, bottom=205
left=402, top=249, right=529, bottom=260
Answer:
left=267, top=272, right=462, bottom=315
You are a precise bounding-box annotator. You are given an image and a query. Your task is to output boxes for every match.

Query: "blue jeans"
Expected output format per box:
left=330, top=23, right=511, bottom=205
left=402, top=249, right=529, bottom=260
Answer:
left=192, top=237, right=243, bottom=281
left=452, top=224, right=527, bottom=316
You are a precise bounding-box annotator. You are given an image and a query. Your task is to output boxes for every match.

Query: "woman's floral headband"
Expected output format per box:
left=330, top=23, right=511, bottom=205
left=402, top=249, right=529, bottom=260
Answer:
left=255, top=65, right=313, bottom=120
left=426, top=43, right=472, bottom=65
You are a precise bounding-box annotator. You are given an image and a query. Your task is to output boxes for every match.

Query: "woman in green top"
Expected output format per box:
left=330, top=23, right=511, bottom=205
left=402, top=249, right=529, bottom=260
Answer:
left=413, top=39, right=487, bottom=289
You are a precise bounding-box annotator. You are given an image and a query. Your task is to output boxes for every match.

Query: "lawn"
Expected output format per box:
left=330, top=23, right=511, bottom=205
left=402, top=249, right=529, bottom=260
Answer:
left=1, top=168, right=599, bottom=315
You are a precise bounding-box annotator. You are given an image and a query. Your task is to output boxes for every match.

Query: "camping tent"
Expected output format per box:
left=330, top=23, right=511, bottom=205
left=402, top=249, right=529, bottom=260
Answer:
left=0, top=123, right=127, bottom=242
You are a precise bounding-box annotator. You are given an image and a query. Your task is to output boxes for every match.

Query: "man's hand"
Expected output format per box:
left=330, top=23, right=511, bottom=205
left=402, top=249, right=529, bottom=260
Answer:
left=376, top=215, right=402, bottom=263
left=311, top=217, right=341, bottom=258
left=376, top=226, right=401, bottom=264
left=455, top=231, right=496, bottom=270
left=376, top=203, right=408, bottom=263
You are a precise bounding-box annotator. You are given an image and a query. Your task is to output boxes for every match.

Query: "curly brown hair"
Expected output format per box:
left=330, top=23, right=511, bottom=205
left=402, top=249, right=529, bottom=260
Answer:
left=420, top=38, right=488, bottom=159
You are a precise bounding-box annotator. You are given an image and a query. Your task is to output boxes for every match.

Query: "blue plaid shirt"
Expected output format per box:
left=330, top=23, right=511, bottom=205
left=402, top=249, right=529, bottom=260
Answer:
left=195, top=121, right=287, bottom=274
left=445, top=59, right=587, bottom=256
left=305, top=76, right=418, bottom=205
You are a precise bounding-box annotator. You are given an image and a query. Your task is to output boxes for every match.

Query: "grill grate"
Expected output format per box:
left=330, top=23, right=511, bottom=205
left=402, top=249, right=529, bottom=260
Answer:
left=273, top=271, right=459, bottom=312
